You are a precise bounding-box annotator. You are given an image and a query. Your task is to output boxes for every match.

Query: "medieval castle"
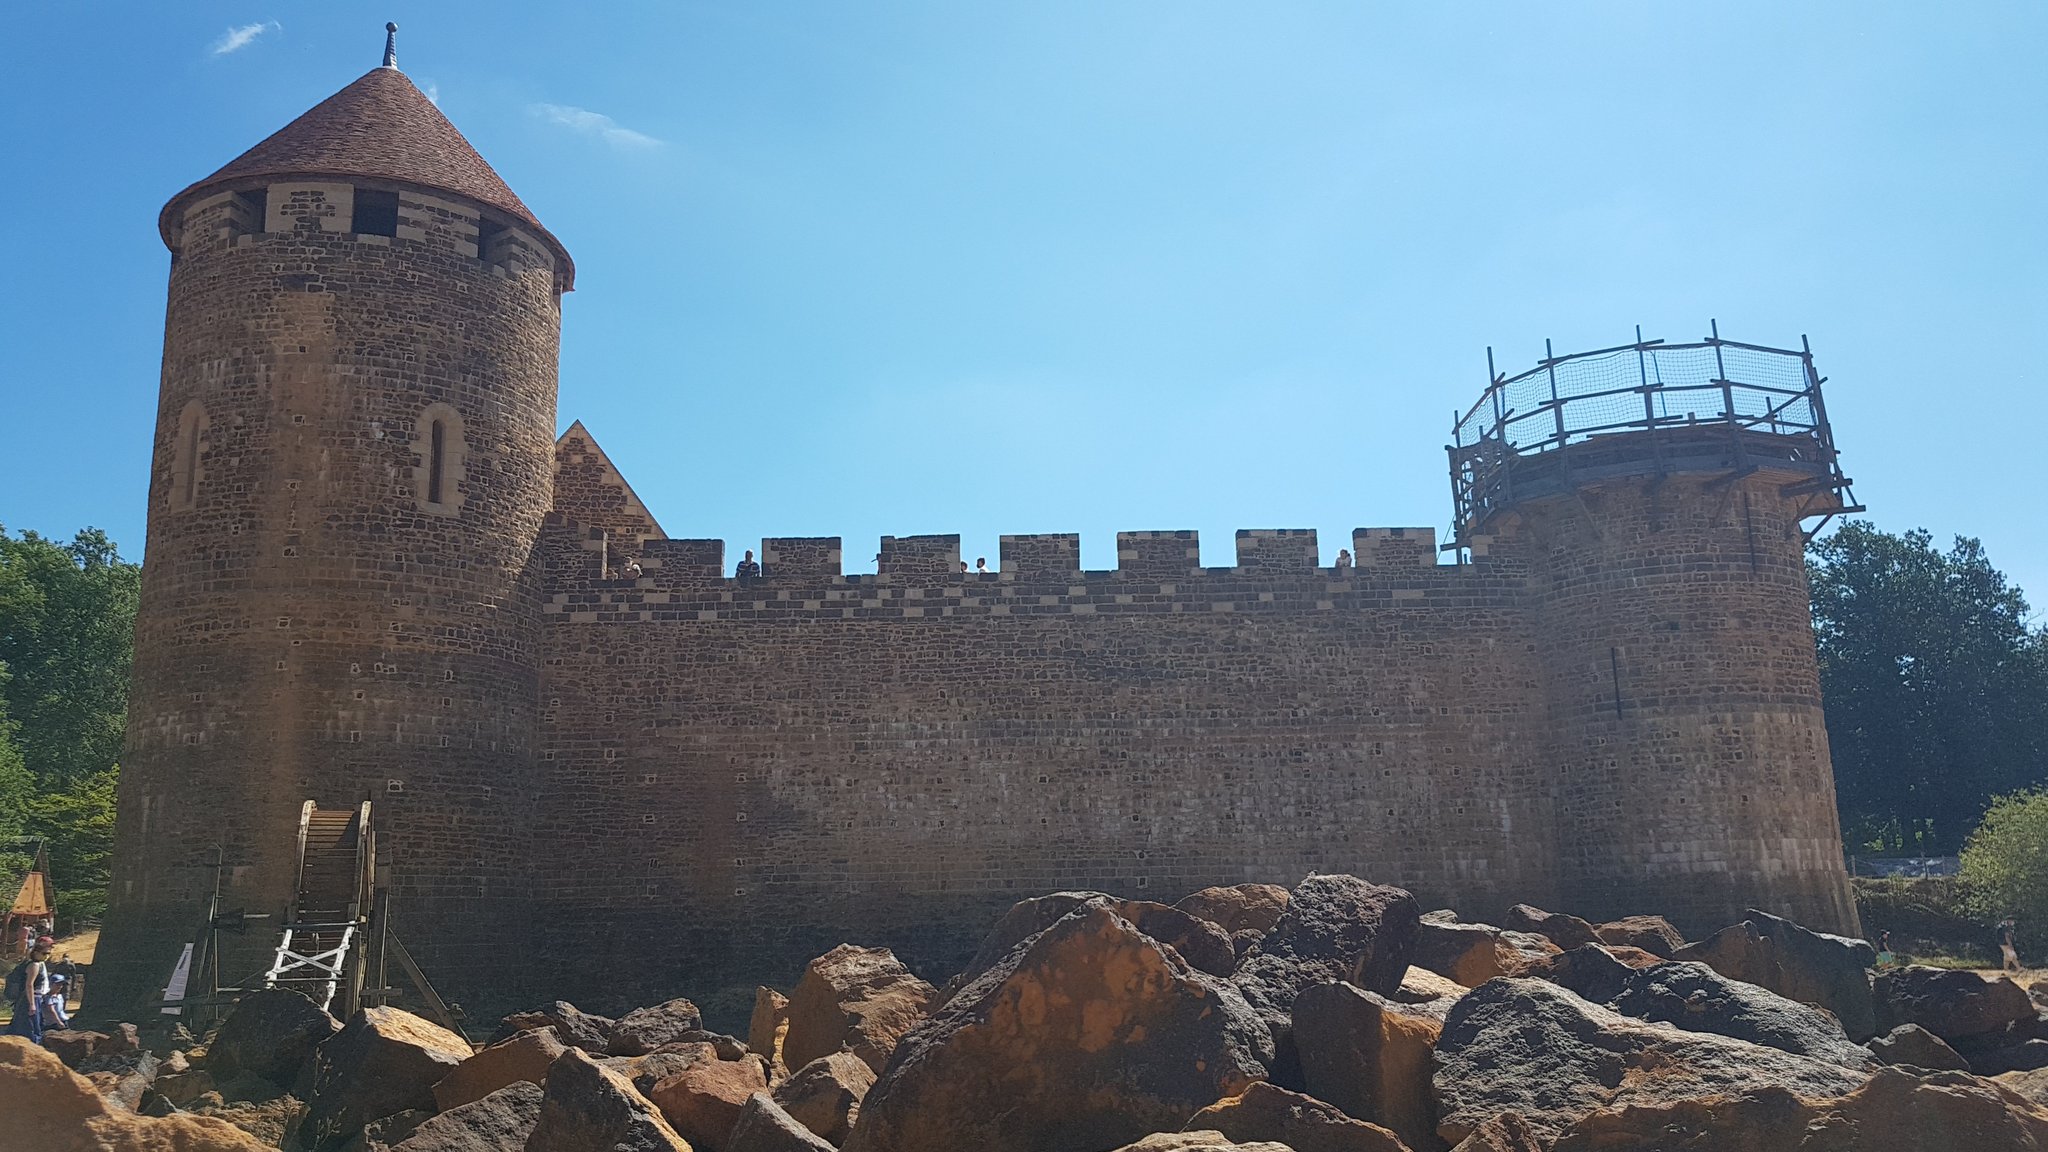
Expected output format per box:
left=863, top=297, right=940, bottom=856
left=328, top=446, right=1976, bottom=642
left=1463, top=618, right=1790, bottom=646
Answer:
left=95, top=44, right=1861, bottom=1019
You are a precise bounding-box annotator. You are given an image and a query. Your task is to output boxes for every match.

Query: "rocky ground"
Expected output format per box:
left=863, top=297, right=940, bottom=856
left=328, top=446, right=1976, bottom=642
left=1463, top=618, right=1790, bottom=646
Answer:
left=11, top=876, right=2048, bottom=1150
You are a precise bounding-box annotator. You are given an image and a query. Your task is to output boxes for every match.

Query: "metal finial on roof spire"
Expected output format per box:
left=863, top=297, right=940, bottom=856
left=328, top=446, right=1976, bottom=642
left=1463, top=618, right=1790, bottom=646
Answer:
left=382, top=22, right=399, bottom=69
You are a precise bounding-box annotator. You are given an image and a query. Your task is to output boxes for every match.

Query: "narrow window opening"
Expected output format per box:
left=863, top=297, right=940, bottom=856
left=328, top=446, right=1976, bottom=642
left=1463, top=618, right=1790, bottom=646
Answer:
left=412, top=403, right=464, bottom=515
left=427, top=420, right=447, bottom=504
left=232, top=188, right=268, bottom=237
left=352, top=189, right=399, bottom=237
left=475, top=215, right=506, bottom=264
left=172, top=400, right=207, bottom=511
left=179, top=418, right=201, bottom=507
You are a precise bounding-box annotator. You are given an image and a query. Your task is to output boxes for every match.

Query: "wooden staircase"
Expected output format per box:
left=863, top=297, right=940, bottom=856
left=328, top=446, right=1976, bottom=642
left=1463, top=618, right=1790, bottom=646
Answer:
left=263, top=801, right=374, bottom=1012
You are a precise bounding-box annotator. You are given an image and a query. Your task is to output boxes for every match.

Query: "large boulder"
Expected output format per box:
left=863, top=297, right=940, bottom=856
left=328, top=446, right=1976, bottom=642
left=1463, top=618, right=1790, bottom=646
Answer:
left=607, top=999, right=706, bottom=1058
left=1998, top=1065, right=2048, bottom=1108
left=771, top=1051, right=873, bottom=1146
left=1433, top=977, right=1870, bottom=1143
left=1291, top=981, right=1443, bottom=1151
left=1608, top=960, right=1880, bottom=1067
left=728, top=1092, right=835, bottom=1152
left=299, top=1007, right=472, bottom=1152
left=1594, top=914, right=1687, bottom=958
left=955, top=892, right=1238, bottom=988
left=156, top=1066, right=218, bottom=1108
left=1546, top=1066, right=2048, bottom=1151
left=1234, top=874, right=1420, bottom=1021
left=749, top=987, right=791, bottom=1079
left=649, top=1057, right=770, bottom=1152
left=1413, top=912, right=1505, bottom=988
left=1233, top=875, right=1420, bottom=1085
left=43, top=1029, right=115, bottom=1068
left=433, top=1027, right=568, bottom=1111
left=394, top=1081, right=544, bottom=1152
left=495, top=1001, right=615, bottom=1054
left=1116, top=901, right=1240, bottom=977
left=1868, top=1023, right=1972, bottom=1072
left=603, top=1045, right=718, bottom=1098
left=1176, top=883, right=1292, bottom=936
left=1502, top=904, right=1599, bottom=950
left=1518, top=943, right=1645, bottom=1005
left=1875, top=966, right=2036, bottom=1050
left=950, top=891, right=1104, bottom=989
left=0, top=1035, right=271, bottom=1150
left=1396, top=967, right=1470, bottom=1019
left=1494, top=931, right=1564, bottom=975
left=781, top=945, right=937, bottom=1075
left=80, top=1050, right=160, bottom=1112
left=527, top=1048, right=690, bottom=1152
left=1973, top=1040, right=2048, bottom=1077
left=1676, top=908, right=1879, bottom=1041
left=207, top=987, right=343, bottom=1087
left=843, top=905, right=1272, bottom=1152
left=1186, top=1081, right=1410, bottom=1152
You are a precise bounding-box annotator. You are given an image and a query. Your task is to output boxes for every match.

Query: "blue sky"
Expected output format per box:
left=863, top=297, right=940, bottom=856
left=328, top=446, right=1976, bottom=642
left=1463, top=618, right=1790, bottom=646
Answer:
left=3, top=3, right=2043, bottom=601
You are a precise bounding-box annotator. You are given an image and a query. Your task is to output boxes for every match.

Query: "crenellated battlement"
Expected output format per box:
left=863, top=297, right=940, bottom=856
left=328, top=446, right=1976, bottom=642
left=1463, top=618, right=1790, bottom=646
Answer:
left=541, top=514, right=1482, bottom=597
left=536, top=516, right=1520, bottom=625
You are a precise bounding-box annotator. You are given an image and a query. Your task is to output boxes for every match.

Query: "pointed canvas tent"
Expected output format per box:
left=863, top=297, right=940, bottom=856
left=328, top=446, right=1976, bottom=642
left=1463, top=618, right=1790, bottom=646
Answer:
left=2, top=841, right=53, bottom=955
left=10, top=871, right=50, bottom=921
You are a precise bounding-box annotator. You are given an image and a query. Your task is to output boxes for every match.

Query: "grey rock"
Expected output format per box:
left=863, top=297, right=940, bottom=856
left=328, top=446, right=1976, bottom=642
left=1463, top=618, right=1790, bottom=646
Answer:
left=1874, top=965, right=2035, bottom=1050
left=1432, top=977, right=1869, bottom=1143
left=728, top=1093, right=835, bottom=1152
left=1676, top=908, right=1878, bottom=1041
left=606, top=998, right=705, bottom=1057
left=1607, top=960, right=1879, bottom=1067
left=845, top=904, right=1271, bottom=1152
left=396, top=1081, right=546, bottom=1152
left=1502, top=904, right=1599, bottom=950
left=207, top=988, right=343, bottom=1088
left=1867, top=1023, right=1970, bottom=1072
left=495, top=1001, right=614, bottom=1054
left=526, top=1048, right=689, bottom=1152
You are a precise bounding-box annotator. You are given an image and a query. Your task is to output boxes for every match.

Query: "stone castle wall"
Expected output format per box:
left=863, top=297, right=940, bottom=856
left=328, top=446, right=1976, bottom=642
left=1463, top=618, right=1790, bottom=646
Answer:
left=506, top=460, right=1855, bottom=1012
left=524, top=521, right=1557, bottom=1005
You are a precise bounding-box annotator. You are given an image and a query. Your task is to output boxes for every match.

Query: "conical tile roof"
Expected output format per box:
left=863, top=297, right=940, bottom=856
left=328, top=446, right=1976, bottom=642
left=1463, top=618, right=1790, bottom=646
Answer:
left=160, top=65, right=573, bottom=285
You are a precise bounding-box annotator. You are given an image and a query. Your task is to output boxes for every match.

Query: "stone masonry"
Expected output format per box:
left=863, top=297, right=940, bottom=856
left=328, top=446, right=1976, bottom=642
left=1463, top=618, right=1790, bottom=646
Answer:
left=94, top=55, right=1857, bottom=1021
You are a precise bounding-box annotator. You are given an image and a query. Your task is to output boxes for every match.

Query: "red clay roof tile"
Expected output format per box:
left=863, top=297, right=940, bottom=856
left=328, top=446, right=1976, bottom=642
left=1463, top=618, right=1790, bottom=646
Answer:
left=159, top=66, right=573, bottom=287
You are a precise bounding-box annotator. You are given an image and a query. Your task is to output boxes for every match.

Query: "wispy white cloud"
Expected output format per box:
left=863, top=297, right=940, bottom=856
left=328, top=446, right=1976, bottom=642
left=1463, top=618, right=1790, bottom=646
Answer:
left=531, top=103, right=661, bottom=150
left=211, top=21, right=280, bottom=57
left=423, top=82, right=440, bottom=107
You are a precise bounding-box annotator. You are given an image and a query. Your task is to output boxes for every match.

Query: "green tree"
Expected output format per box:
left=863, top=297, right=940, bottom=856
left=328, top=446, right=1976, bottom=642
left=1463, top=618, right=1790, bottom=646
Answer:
left=1961, top=789, right=2048, bottom=950
left=0, top=674, right=37, bottom=882
left=0, top=525, right=139, bottom=926
left=1810, top=521, right=2048, bottom=854
left=24, top=769, right=118, bottom=922
left=0, top=526, right=140, bottom=788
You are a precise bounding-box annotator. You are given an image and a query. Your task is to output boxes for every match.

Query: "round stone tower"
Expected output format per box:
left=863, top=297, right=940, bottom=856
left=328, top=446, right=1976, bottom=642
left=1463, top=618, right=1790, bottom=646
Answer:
left=1451, top=332, right=1861, bottom=936
left=93, top=34, right=572, bottom=1015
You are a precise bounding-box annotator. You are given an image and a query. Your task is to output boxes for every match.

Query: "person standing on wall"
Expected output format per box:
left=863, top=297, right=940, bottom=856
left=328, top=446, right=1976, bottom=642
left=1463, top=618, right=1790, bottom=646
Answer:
left=736, top=550, right=761, bottom=584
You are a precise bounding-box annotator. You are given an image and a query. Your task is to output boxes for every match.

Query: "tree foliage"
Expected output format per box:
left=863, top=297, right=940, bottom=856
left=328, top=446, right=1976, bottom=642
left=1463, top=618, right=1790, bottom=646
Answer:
left=0, top=526, right=138, bottom=788
left=1961, top=789, right=2048, bottom=949
left=1810, top=521, right=2048, bottom=854
left=0, top=526, right=139, bottom=925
